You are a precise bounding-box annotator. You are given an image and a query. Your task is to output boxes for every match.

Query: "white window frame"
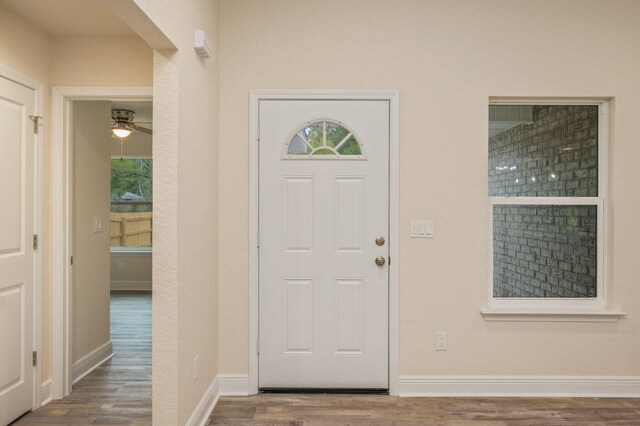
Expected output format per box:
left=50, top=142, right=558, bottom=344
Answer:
left=482, top=98, right=624, bottom=322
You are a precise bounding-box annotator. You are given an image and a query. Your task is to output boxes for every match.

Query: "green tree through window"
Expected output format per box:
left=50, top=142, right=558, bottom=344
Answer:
left=111, top=159, right=152, bottom=203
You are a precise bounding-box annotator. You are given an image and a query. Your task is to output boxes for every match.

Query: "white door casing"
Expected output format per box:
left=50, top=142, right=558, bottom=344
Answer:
left=51, top=87, right=152, bottom=399
left=259, top=99, right=390, bottom=389
left=0, top=75, right=36, bottom=424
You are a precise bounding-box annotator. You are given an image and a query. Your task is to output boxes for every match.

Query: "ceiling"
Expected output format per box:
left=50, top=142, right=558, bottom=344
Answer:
left=0, top=0, right=136, bottom=37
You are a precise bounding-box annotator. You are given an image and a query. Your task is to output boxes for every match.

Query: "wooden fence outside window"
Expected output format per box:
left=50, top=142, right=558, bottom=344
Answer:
left=110, top=212, right=153, bottom=247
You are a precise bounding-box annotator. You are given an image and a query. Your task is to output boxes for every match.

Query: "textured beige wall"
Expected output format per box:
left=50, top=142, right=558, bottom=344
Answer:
left=72, top=101, right=112, bottom=363
left=50, top=37, right=152, bottom=87
left=131, top=0, right=220, bottom=424
left=0, top=4, right=53, bottom=384
left=0, top=6, right=50, bottom=80
left=217, top=0, right=640, bottom=377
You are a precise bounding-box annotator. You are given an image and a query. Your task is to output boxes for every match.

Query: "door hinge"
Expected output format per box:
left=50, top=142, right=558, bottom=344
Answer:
left=257, top=337, right=260, bottom=355
left=32, top=351, right=37, bottom=367
left=257, top=230, right=260, bottom=248
left=33, top=234, right=38, bottom=250
left=388, top=256, right=391, bottom=266
left=257, top=122, right=260, bottom=142
left=29, top=115, right=43, bottom=134
left=70, top=256, right=74, bottom=266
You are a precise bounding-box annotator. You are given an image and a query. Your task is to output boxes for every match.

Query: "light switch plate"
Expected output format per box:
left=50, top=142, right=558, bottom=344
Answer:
left=410, top=220, right=433, bottom=238
left=94, top=216, right=103, bottom=233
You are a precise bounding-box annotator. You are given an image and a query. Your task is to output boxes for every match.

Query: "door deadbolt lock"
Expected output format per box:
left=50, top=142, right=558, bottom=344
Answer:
left=375, top=256, right=386, bottom=266
left=375, top=236, right=385, bottom=246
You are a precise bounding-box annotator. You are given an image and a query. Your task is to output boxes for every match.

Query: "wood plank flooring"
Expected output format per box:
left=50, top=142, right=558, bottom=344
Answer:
left=12, top=292, right=640, bottom=425
left=13, top=292, right=152, bottom=426
left=207, top=394, right=640, bottom=425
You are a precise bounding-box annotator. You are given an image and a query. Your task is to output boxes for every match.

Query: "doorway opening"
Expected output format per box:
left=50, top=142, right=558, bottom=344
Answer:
left=68, top=98, right=152, bottom=398
left=51, top=88, right=152, bottom=400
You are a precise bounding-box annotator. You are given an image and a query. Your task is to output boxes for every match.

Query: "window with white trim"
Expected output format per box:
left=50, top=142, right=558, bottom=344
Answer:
left=488, top=102, right=606, bottom=308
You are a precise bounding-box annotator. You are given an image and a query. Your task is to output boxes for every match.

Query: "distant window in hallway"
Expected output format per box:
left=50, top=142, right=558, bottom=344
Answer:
left=111, top=159, right=152, bottom=248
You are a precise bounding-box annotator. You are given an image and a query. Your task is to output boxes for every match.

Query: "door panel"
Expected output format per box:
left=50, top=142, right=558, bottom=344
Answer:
left=334, top=279, right=364, bottom=353
left=284, top=279, right=314, bottom=353
left=0, top=96, right=23, bottom=254
left=284, top=177, right=314, bottom=252
left=335, top=177, right=364, bottom=252
left=259, top=100, right=389, bottom=389
left=0, top=285, right=24, bottom=387
left=0, top=76, right=35, bottom=425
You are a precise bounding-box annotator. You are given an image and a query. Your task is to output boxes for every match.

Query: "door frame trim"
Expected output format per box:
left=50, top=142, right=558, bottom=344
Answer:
left=248, top=91, right=400, bottom=395
left=51, top=86, right=152, bottom=399
left=0, top=64, right=44, bottom=410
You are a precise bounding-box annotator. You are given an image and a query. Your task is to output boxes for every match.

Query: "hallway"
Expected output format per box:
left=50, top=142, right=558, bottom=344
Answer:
left=13, top=292, right=152, bottom=425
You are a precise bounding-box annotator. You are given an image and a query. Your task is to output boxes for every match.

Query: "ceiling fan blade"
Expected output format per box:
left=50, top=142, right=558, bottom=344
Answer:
left=130, top=123, right=153, bottom=135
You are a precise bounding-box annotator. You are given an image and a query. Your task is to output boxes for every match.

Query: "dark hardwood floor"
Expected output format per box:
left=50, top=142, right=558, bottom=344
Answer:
left=208, top=394, right=640, bottom=425
left=13, top=291, right=151, bottom=426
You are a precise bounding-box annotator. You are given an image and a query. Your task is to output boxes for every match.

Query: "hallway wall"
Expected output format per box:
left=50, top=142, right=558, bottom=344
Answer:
left=72, top=101, right=112, bottom=364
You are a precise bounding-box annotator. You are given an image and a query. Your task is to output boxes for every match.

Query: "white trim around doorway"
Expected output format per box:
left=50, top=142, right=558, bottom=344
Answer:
left=51, top=86, right=152, bottom=399
left=0, top=63, right=44, bottom=410
left=248, top=90, right=400, bottom=395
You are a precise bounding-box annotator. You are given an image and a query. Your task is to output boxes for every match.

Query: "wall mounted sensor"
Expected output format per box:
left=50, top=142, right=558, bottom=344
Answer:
left=194, top=30, right=212, bottom=58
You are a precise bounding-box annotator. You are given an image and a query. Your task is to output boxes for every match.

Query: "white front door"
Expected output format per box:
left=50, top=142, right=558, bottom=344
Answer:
left=259, top=99, right=389, bottom=389
left=0, top=76, right=36, bottom=424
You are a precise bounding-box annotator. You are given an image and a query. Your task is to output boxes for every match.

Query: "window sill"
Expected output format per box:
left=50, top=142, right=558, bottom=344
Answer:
left=480, top=308, right=625, bottom=323
left=110, top=247, right=152, bottom=256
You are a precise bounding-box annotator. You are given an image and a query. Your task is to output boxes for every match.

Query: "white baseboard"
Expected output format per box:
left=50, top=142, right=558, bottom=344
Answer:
left=398, top=375, right=640, bottom=397
left=187, top=373, right=640, bottom=424
left=186, top=376, right=221, bottom=426
left=110, top=280, right=152, bottom=291
left=219, top=374, right=249, bottom=396
left=186, top=374, right=250, bottom=426
left=72, top=340, right=114, bottom=384
left=41, top=379, right=52, bottom=406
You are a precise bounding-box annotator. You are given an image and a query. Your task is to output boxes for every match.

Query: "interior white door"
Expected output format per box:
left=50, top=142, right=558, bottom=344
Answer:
left=0, top=76, right=36, bottom=423
left=259, top=99, right=389, bottom=389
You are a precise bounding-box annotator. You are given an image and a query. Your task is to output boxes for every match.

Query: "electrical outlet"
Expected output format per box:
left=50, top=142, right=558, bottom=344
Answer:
left=118, top=261, right=124, bottom=271
left=193, top=356, right=199, bottom=383
left=436, top=332, right=447, bottom=351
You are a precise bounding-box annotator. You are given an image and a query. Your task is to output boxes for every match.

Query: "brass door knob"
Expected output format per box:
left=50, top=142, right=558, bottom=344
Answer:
left=375, top=236, right=385, bottom=246
left=375, top=256, right=386, bottom=266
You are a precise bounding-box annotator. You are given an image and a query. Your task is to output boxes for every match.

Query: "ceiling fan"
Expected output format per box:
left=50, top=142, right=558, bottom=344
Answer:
left=111, top=109, right=152, bottom=138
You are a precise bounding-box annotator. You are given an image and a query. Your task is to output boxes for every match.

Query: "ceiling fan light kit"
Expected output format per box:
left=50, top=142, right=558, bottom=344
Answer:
left=112, top=122, right=132, bottom=138
left=111, top=108, right=152, bottom=138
